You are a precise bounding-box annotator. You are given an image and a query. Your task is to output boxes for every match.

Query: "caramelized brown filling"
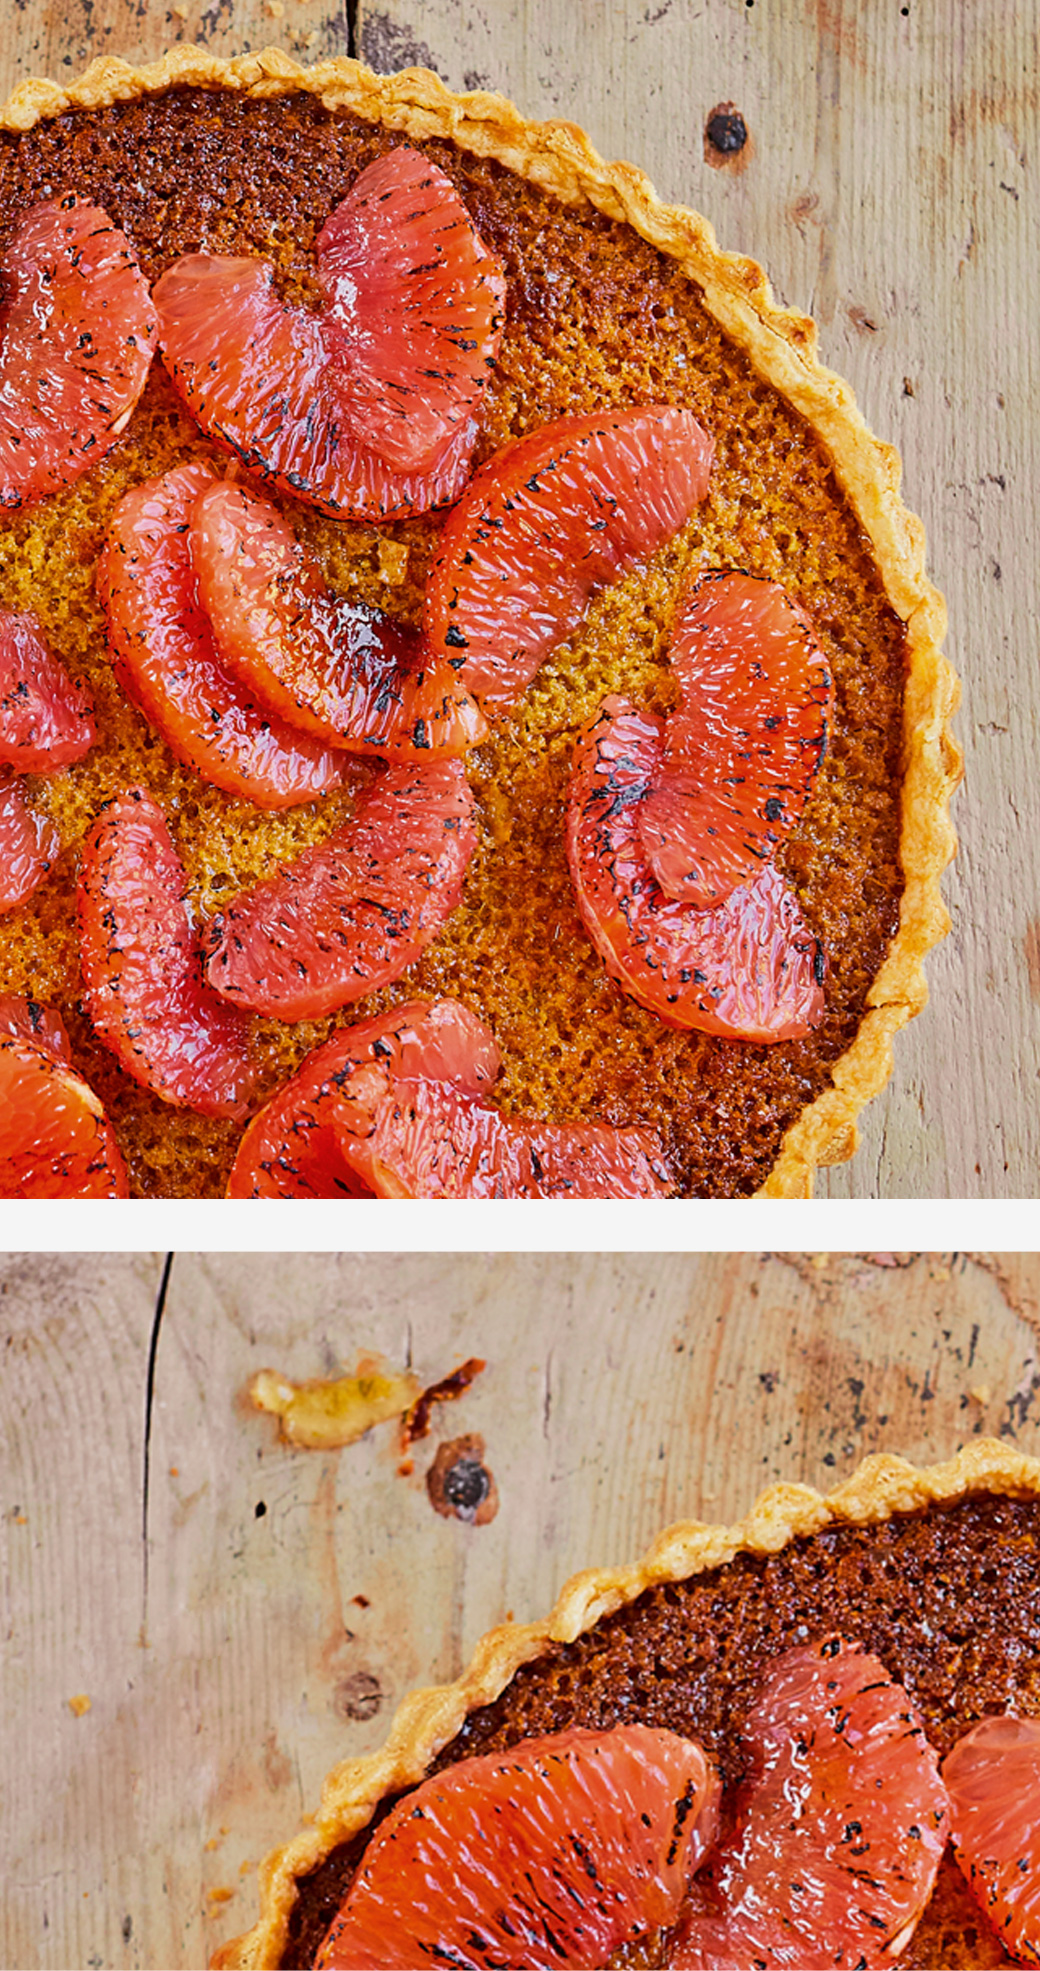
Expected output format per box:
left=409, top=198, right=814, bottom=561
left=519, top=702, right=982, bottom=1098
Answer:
left=0, top=88, right=906, bottom=1196
left=282, top=1495, right=1040, bottom=1968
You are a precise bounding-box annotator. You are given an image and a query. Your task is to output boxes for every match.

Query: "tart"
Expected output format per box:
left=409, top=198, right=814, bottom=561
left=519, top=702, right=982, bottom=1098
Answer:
left=214, top=1440, right=1040, bottom=1969
left=0, top=48, right=959, bottom=1197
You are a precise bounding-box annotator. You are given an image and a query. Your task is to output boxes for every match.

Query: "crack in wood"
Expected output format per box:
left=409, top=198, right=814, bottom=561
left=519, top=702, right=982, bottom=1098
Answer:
left=141, top=1251, right=174, bottom=1643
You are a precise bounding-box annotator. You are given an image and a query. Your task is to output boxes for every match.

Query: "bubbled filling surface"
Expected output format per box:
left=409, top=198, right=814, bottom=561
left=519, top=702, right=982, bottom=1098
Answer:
left=0, top=88, right=906, bottom=1196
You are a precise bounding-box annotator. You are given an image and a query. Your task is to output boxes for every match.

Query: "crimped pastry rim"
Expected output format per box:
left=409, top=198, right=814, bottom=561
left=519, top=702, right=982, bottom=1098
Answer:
left=0, top=46, right=961, bottom=1197
left=210, top=1439, right=1038, bottom=1968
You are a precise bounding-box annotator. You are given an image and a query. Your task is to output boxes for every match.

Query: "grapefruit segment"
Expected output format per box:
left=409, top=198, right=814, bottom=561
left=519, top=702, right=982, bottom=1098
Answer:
left=423, top=406, right=714, bottom=712
left=344, top=1075, right=672, bottom=1197
left=0, top=610, right=95, bottom=771
left=943, top=1716, right=1040, bottom=1964
left=204, top=757, right=476, bottom=1019
left=672, top=1639, right=948, bottom=1970
left=638, top=571, right=833, bottom=907
left=98, top=464, right=348, bottom=809
left=0, top=196, right=156, bottom=509
left=226, top=998, right=500, bottom=1197
left=316, top=1724, right=719, bottom=1970
left=316, top=145, right=506, bottom=472
left=0, top=769, right=60, bottom=911
left=153, top=252, right=475, bottom=520
left=77, top=787, right=256, bottom=1118
left=566, top=698, right=825, bottom=1040
left=0, top=997, right=128, bottom=1197
left=190, top=479, right=486, bottom=757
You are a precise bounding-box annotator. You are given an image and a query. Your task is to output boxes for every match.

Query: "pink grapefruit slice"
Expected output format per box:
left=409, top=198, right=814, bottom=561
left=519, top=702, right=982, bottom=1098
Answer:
left=0, top=996, right=128, bottom=1197
left=943, top=1716, right=1040, bottom=1964
left=190, top=479, right=486, bottom=756
left=98, top=464, right=348, bottom=809
left=0, top=196, right=156, bottom=509
left=77, top=787, right=256, bottom=1118
left=423, top=406, right=714, bottom=712
left=566, top=697, right=824, bottom=1040
left=316, top=1725, right=719, bottom=1970
left=637, top=571, right=833, bottom=907
left=226, top=998, right=501, bottom=1198
left=0, top=610, right=95, bottom=772
left=205, top=757, right=476, bottom=1020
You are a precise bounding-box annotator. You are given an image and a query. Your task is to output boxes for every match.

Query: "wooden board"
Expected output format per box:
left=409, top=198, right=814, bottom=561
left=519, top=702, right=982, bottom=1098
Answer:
left=0, top=0, right=1035, bottom=1196
left=3, top=1249, right=1040, bottom=1969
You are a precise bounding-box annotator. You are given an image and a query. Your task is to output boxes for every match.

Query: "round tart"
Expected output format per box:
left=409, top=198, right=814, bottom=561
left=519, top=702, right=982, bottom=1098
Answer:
left=214, top=1440, right=1040, bottom=1969
left=0, top=49, right=959, bottom=1197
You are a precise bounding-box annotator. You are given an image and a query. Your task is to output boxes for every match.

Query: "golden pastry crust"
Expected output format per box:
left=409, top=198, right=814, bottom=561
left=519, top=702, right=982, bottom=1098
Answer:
left=213, top=1439, right=1037, bottom=1968
left=0, top=48, right=959, bottom=1195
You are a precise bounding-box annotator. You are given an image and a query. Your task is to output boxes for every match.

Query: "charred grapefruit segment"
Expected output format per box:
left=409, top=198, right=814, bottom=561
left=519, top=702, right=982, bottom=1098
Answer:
left=153, top=255, right=477, bottom=520
left=0, top=770, right=60, bottom=911
left=0, top=1022, right=128, bottom=1198
left=0, top=196, right=156, bottom=510
left=316, top=1724, right=719, bottom=1970
left=0, top=994, right=72, bottom=1058
left=638, top=572, right=833, bottom=908
left=943, top=1717, right=1040, bottom=1963
left=344, top=1076, right=672, bottom=1198
left=316, top=145, right=506, bottom=472
left=673, top=1639, right=948, bottom=1970
left=0, top=610, right=95, bottom=771
left=190, top=480, right=487, bottom=757
left=205, top=757, right=476, bottom=1020
left=424, top=406, right=714, bottom=712
left=77, top=787, right=256, bottom=1118
left=98, top=465, right=347, bottom=809
left=566, top=698, right=824, bottom=1041
left=226, top=998, right=500, bottom=1198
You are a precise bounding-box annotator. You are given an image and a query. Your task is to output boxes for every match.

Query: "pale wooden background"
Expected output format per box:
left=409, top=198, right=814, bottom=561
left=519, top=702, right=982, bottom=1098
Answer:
left=2, top=1250, right=1039, bottom=1969
left=0, top=0, right=1036, bottom=1196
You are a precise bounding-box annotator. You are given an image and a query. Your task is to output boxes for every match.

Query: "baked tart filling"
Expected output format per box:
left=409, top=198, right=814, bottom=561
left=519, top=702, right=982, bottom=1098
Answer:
left=0, top=50, right=958, bottom=1196
left=213, top=1443, right=1040, bottom=1970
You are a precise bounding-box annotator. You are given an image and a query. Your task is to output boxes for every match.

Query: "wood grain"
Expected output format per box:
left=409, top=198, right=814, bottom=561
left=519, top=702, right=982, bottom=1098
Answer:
left=0, top=0, right=1034, bottom=1194
left=3, top=1250, right=1040, bottom=1969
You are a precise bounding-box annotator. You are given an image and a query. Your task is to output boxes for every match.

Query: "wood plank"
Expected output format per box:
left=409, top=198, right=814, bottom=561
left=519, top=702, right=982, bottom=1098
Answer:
left=5, top=1251, right=1039, bottom=1966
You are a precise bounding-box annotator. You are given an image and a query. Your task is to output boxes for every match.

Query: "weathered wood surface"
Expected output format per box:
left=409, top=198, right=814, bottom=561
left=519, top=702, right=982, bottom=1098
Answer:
left=0, top=0, right=1035, bottom=1196
left=2, top=1249, right=1040, bottom=1969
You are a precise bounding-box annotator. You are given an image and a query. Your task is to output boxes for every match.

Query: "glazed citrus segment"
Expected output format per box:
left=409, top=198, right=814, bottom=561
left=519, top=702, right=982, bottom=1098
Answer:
left=316, top=145, right=506, bottom=472
left=566, top=698, right=824, bottom=1040
left=0, top=196, right=156, bottom=509
left=153, top=254, right=477, bottom=519
left=205, top=757, right=476, bottom=1019
left=226, top=997, right=501, bottom=1197
left=0, top=609, right=95, bottom=771
left=344, top=1075, right=672, bottom=1197
left=98, top=465, right=348, bottom=808
left=0, top=1001, right=128, bottom=1197
left=673, top=1639, right=948, bottom=1970
left=0, top=769, right=60, bottom=911
left=316, top=1724, right=719, bottom=1970
left=423, top=406, right=714, bottom=712
left=190, top=480, right=486, bottom=756
left=77, top=787, right=257, bottom=1118
left=637, top=572, right=833, bottom=907
left=943, top=1717, right=1040, bottom=1964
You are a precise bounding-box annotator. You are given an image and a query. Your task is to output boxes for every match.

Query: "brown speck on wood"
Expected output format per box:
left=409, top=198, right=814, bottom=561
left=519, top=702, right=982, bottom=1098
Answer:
left=849, top=304, right=879, bottom=334
left=426, top=1433, right=498, bottom=1526
left=704, top=103, right=753, bottom=173
left=903, top=376, right=915, bottom=397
